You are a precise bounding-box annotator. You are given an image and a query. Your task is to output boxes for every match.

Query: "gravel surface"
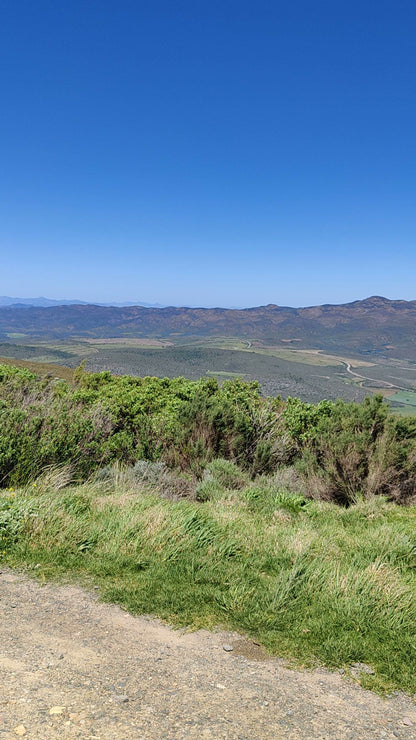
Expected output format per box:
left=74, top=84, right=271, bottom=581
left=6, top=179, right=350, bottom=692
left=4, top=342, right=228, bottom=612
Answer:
left=1, top=569, right=415, bottom=739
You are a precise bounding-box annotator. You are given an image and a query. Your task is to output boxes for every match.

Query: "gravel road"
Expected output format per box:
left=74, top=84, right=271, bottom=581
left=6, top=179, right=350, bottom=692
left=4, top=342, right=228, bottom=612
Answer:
left=1, top=569, right=415, bottom=739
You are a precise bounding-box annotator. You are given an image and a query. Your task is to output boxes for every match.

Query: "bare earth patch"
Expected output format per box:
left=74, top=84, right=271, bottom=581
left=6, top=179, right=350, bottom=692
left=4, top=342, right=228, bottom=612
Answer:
left=1, top=569, right=415, bottom=739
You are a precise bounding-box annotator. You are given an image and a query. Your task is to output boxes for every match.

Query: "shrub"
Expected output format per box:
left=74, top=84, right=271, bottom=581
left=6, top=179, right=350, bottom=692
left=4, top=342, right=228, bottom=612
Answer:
left=298, top=396, right=416, bottom=505
left=195, top=477, right=224, bottom=502
left=1, top=363, right=415, bottom=506
left=205, top=459, right=249, bottom=489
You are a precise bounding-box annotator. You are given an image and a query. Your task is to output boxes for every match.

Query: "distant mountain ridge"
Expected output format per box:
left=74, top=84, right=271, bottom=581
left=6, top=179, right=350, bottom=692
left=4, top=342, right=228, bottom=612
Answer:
left=0, top=296, right=166, bottom=308
left=0, top=296, right=415, bottom=359
left=0, top=296, right=88, bottom=308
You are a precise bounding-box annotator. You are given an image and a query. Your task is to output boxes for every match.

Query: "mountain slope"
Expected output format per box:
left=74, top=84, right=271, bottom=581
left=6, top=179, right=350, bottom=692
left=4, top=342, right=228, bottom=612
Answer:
left=0, top=296, right=415, bottom=359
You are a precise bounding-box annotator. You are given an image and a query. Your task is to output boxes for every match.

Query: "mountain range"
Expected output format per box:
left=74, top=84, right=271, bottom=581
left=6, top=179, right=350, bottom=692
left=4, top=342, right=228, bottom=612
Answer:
left=0, top=296, right=166, bottom=308
left=0, top=296, right=415, bottom=360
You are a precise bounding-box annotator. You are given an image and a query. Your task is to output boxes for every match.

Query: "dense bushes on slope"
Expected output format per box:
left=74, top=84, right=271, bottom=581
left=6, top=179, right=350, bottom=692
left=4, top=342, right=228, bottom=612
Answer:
left=284, top=396, right=416, bottom=504
left=1, top=363, right=416, bottom=504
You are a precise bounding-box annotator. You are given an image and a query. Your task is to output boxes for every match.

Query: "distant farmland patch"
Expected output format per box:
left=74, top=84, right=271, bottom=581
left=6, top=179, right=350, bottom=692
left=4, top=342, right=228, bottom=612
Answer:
left=86, top=338, right=173, bottom=347
left=388, top=390, right=416, bottom=407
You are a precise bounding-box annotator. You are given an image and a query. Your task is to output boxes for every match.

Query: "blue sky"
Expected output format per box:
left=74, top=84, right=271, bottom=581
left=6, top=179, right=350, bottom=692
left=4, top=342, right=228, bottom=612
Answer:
left=1, top=0, right=415, bottom=307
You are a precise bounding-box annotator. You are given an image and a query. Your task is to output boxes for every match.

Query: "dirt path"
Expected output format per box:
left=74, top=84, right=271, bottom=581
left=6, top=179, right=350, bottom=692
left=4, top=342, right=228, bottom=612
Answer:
left=340, top=361, right=409, bottom=391
left=1, top=569, right=415, bottom=740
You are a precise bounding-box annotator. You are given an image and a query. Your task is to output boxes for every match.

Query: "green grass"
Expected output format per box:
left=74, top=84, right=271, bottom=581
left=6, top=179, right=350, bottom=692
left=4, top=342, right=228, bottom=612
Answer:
left=388, top=390, right=416, bottom=416
left=1, top=471, right=415, bottom=697
left=389, top=390, right=416, bottom=407
left=389, top=405, right=416, bottom=417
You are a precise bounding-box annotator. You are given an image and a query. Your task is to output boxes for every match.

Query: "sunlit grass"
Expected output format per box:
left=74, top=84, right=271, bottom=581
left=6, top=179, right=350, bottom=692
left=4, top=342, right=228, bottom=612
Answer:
left=1, top=469, right=415, bottom=696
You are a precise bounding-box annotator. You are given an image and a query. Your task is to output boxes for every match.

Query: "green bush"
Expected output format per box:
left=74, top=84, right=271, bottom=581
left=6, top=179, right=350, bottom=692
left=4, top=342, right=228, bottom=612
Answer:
left=205, top=459, right=249, bottom=489
left=298, top=396, right=416, bottom=505
left=1, top=364, right=415, bottom=505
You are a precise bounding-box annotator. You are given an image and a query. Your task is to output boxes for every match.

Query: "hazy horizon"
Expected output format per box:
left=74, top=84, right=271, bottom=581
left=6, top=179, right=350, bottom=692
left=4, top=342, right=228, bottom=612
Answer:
left=0, top=292, right=414, bottom=311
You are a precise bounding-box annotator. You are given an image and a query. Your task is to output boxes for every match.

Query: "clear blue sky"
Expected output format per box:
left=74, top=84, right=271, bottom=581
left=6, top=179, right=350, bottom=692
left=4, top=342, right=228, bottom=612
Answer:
left=1, top=0, right=415, bottom=307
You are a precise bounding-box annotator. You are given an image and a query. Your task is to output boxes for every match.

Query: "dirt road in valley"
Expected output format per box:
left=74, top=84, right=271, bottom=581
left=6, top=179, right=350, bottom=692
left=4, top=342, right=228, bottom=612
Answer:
left=1, top=569, right=415, bottom=740
left=341, top=361, right=408, bottom=391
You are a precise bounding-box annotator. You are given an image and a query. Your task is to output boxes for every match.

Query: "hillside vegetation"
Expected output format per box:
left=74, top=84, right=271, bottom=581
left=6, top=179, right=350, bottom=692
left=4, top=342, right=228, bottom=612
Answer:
left=2, top=295, right=416, bottom=359
left=1, top=363, right=416, bottom=505
left=1, top=362, right=415, bottom=696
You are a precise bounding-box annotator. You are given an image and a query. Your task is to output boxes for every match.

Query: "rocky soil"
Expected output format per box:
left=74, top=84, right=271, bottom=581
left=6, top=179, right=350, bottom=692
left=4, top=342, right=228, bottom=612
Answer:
left=1, top=569, right=415, bottom=739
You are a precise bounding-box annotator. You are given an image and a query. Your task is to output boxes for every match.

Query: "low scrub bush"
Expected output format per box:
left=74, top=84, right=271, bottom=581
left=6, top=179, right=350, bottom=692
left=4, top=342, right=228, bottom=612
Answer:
left=94, top=461, right=194, bottom=500
left=195, top=477, right=224, bottom=502
left=205, top=459, right=249, bottom=489
left=1, top=363, right=416, bottom=505
left=293, top=396, right=416, bottom=505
